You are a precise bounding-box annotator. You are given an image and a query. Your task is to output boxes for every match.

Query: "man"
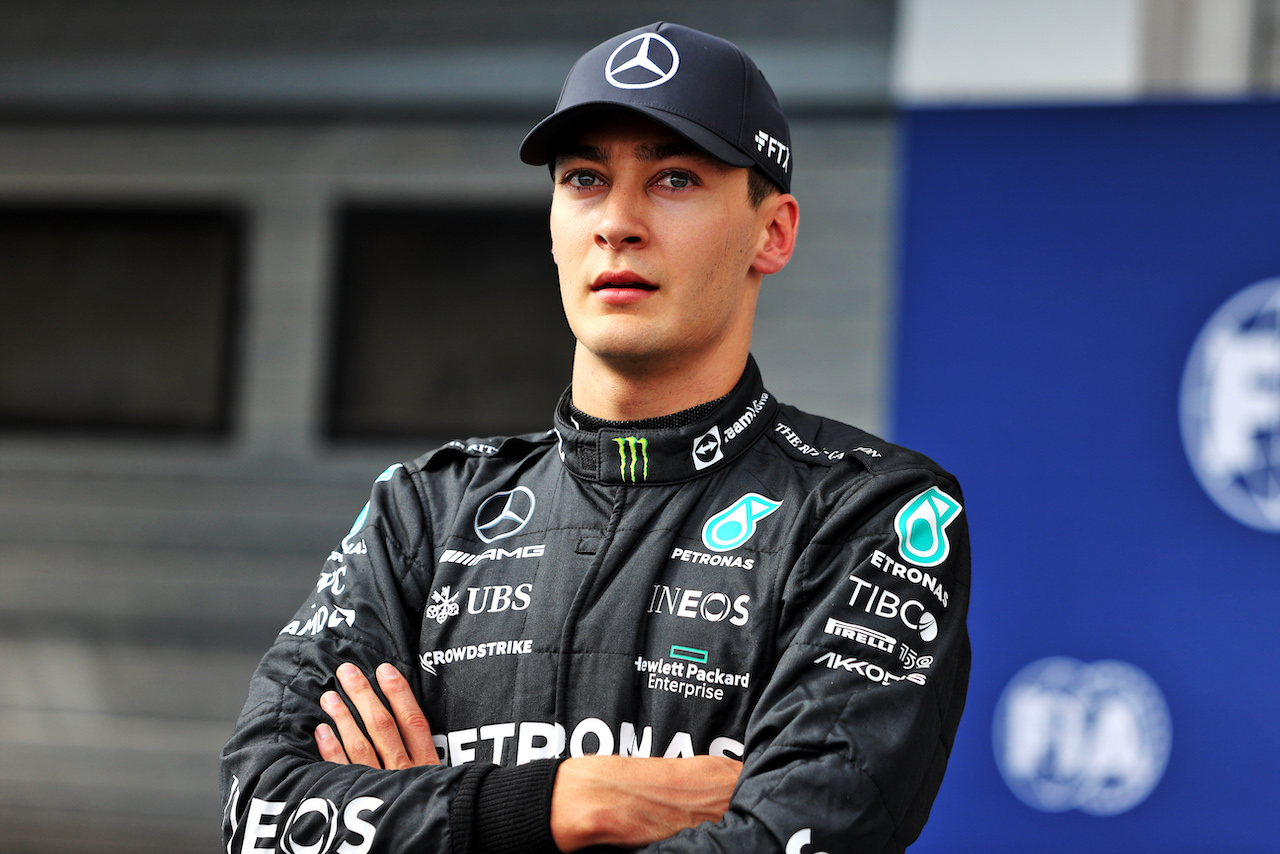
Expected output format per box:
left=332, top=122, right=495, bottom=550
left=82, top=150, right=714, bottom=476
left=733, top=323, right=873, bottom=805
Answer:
left=222, top=22, right=969, bottom=854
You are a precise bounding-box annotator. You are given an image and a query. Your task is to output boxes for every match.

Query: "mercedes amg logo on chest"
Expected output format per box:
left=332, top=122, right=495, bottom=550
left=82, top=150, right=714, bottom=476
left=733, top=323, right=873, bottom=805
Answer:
left=474, top=486, right=536, bottom=543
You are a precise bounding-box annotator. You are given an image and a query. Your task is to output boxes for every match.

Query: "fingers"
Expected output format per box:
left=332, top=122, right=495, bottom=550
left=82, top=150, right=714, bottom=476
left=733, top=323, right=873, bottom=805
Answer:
left=335, top=662, right=414, bottom=769
left=321, top=679, right=382, bottom=768
left=375, top=662, right=441, bottom=766
left=317, top=662, right=441, bottom=770
left=314, top=722, right=349, bottom=764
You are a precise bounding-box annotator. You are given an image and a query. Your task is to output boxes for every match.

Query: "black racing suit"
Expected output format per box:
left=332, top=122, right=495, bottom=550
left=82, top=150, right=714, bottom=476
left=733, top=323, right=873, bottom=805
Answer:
left=221, top=357, right=970, bottom=854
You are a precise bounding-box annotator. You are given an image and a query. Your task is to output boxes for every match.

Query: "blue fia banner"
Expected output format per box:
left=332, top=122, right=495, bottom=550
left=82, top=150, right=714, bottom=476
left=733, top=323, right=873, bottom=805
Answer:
left=894, top=101, right=1280, bottom=853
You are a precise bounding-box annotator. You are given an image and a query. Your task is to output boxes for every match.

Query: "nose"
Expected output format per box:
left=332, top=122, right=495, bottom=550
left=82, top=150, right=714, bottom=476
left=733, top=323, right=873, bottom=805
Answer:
left=594, top=183, right=648, bottom=250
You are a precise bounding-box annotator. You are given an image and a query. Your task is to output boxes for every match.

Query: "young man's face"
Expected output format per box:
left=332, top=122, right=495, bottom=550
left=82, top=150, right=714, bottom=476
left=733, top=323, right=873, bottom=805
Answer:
left=549, top=113, right=778, bottom=377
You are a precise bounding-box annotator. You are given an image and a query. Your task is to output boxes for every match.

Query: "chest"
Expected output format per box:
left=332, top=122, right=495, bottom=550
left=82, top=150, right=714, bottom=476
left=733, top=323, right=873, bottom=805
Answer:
left=413, top=476, right=800, bottom=761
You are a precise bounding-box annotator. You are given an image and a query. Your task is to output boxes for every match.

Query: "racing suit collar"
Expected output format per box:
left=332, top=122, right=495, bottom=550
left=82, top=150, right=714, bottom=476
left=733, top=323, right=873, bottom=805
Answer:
left=553, top=355, right=778, bottom=485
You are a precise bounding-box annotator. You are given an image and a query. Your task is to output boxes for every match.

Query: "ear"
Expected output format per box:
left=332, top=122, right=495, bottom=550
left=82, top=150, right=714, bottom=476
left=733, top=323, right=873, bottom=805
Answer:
left=751, top=193, right=799, bottom=276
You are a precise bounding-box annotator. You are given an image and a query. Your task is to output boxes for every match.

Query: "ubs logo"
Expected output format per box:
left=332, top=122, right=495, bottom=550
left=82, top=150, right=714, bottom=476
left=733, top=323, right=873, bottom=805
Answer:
left=605, top=32, right=680, bottom=89
left=1181, top=277, right=1280, bottom=532
left=993, top=657, right=1171, bottom=816
left=474, top=487, right=535, bottom=543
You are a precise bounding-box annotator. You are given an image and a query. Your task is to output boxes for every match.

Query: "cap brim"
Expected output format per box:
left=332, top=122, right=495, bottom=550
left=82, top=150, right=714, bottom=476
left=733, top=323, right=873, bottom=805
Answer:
left=520, top=102, right=755, bottom=170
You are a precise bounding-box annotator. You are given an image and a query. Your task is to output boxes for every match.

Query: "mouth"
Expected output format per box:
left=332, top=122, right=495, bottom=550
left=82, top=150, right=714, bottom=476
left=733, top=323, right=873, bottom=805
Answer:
left=591, top=272, right=657, bottom=292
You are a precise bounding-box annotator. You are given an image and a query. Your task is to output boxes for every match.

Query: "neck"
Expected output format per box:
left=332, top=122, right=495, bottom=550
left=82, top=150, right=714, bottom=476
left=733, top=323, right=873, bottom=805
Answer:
left=569, top=343, right=749, bottom=422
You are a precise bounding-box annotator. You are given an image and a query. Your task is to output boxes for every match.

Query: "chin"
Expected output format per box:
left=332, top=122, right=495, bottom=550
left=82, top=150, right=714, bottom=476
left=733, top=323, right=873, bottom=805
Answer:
left=579, top=332, right=670, bottom=365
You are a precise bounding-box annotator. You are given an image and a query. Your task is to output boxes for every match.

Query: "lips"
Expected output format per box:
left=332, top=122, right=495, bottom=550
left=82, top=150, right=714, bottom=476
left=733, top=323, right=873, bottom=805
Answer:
left=591, top=272, right=657, bottom=291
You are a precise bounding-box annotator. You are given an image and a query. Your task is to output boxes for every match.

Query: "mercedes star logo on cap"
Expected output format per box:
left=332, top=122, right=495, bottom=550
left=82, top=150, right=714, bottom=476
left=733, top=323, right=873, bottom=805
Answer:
left=605, top=33, right=679, bottom=89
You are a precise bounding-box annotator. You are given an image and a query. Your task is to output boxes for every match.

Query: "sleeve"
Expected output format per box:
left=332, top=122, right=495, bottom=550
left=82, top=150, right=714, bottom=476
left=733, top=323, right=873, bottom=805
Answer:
left=219, top=462, right=562, bottom=854
left=643, top=466, right=971, bottom=854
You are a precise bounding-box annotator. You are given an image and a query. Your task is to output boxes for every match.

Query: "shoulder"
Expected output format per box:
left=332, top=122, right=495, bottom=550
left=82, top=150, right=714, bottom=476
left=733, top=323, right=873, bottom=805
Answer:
left=350, top=430, right=559, bottom=546
left=358, top=429, right=558, bottom=514
left=766, top=404, right=969, bottom=580
left=768, top=403, right=959, bottom=486
left=404, top=429, right=559, bottom=477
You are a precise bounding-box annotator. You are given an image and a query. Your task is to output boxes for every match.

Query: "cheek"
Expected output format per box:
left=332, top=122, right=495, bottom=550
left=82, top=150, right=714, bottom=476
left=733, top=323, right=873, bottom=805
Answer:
left=549, top=214, right=587, bottom=268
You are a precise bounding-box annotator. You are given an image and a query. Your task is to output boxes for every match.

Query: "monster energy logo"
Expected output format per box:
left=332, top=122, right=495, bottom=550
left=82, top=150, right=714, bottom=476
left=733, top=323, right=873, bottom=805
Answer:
left=613, top=436, right=650, bottom=482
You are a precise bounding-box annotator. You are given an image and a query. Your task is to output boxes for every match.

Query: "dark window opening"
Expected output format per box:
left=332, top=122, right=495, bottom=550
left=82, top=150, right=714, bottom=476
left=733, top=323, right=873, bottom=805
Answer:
left=0, top=205, right=242, bottom=435
left=328, top=205, right=573, bottom=440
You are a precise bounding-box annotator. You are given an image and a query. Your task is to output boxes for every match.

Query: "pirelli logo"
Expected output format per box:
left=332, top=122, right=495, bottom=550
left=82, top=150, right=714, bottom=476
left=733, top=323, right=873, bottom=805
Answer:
left=824, top=617, right=895, bottom=653
left=613, top=435, right=649, bottom=483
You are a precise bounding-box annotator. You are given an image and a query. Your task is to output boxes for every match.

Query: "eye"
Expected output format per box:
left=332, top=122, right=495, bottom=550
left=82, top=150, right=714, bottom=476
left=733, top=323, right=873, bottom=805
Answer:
left=563, top=170, right=603, bottom=188
left=656, top=170, right=697, bottom=190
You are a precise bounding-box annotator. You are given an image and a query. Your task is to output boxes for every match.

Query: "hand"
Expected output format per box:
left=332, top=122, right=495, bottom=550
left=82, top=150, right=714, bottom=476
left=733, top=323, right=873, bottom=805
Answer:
left=314, top=663, right=741, bottom=852
left=551, top=754, right=742, bottom=852
left=315, top=662, right=440, bottom=768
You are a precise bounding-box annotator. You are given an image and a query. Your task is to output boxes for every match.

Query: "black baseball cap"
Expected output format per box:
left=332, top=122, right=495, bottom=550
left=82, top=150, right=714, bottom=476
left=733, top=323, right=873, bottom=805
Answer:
left=520, top=22, right=793, bottom=193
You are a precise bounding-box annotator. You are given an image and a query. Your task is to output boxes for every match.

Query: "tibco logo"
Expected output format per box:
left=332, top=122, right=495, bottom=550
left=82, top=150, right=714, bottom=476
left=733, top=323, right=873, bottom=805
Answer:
left=993, top=657, right=1171, bottom=816
left=847, top=576, right=937, bottom=642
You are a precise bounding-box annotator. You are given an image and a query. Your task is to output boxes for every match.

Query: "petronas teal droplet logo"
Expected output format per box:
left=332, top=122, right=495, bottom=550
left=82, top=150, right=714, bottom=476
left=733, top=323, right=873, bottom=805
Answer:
left=894, top=487, right=962, bottom=567
left=702, top=493, right=782, bottom=552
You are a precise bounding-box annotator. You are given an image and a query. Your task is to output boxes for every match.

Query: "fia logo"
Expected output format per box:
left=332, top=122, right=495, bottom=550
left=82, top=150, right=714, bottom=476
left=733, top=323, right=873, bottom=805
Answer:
left=702, top=493, right=781, bottom=552
left=1181, top=277, right=1280, bottom=532
left=993, top=657, right=1171, bottom=816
